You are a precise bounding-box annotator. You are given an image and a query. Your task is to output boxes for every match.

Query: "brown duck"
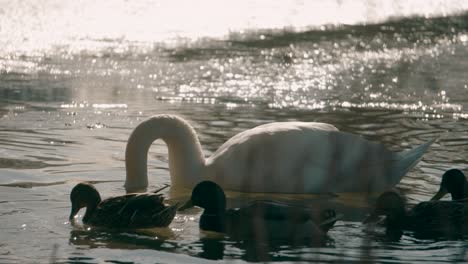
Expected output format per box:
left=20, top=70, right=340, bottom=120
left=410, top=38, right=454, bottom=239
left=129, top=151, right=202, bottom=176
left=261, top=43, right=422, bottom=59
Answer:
left=69, top=182, right=177, bottom=228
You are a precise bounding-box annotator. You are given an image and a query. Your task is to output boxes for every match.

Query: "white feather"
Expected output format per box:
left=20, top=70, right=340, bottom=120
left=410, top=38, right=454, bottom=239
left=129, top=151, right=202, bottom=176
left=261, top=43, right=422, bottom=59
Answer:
left=124, top=114, right=433, bottom=194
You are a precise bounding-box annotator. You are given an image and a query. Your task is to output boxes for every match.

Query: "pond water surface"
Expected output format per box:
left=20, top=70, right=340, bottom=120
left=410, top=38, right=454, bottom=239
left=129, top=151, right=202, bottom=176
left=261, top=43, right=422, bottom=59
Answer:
left=1, top=0, right=468, bottom=263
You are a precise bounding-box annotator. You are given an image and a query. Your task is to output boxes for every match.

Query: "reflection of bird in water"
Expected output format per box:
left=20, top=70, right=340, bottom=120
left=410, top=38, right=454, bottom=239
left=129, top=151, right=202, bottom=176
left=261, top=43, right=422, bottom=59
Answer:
left=124, top=114, right=433, bottom=194
left=431, top=169, right=468, bottom=201
left=198, top=237, right=225, bottom=260
left=68, top=227, right=176, bottom=250
left=69, top=182, right=177, bottom=228
left=180, top=181, right=340, bottom=243
left=365, top=190, right=468, bottom=240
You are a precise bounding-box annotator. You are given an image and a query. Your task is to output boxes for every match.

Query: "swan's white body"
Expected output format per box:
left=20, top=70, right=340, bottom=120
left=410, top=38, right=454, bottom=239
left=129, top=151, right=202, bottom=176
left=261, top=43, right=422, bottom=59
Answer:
left=125, top=115, right=433, bottom=194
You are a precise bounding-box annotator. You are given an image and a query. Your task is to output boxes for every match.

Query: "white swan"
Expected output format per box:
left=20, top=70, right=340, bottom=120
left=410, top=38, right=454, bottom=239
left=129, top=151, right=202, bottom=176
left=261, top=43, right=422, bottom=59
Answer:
left=125, top=114, right=433, bottom=194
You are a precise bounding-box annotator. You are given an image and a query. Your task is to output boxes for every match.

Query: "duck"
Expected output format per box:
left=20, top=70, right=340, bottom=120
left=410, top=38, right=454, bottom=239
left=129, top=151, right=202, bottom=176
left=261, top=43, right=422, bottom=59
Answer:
left=365, top=190, right=468, bottom=238
left=178, top=180, right=339, bottom=242
left=124, top=114, right=434, bottom=194
left=69, top=182, right=177, bottom=228
left=430, top=169, right=468, bottom=201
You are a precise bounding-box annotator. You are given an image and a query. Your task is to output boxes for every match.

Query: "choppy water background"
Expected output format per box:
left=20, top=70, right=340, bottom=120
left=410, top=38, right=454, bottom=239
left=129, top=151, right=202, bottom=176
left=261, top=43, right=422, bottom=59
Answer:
left=1, top=0, right=468, bottom=263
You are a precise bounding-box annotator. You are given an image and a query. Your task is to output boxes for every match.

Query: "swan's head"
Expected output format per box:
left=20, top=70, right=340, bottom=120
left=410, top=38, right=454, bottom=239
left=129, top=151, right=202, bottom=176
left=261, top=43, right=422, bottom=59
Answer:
left=364, top=191, right=406, bottom=227
left=69, top=182, right=102, bottom=221
left=179, top=181, right=226, bottom=214
left=431, top=169, right=466, bottom=201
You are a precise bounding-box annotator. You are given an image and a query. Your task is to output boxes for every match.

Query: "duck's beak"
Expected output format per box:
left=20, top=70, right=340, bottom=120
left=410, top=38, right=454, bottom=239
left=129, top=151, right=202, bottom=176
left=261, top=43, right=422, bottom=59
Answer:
left=430, top=187, right=448, bottom=201
left=178, top=199, right=194, bottom=211
left=69, top=204, right=80, bottom=221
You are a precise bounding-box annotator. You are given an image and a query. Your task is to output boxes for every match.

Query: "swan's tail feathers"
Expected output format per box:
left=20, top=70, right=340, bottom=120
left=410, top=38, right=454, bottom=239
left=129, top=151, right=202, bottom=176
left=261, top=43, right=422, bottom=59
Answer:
left=391, top=138, right=436, bottom=183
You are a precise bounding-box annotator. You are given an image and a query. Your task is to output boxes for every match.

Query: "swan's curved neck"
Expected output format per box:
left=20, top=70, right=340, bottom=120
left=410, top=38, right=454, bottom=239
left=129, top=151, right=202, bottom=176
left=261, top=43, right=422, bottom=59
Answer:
left=125, top=115, right=205, bottom=193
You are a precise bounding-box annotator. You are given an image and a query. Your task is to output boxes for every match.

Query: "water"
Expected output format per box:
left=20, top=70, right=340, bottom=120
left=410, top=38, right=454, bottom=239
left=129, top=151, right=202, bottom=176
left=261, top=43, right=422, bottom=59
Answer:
left=1, top=0, right=468, bottom=262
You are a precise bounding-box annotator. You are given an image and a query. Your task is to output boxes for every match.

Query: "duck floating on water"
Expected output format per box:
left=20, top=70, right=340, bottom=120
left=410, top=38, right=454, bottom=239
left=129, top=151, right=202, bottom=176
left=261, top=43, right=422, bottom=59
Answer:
left=365, top=191, right=468, bottom=238
left=430, top=169, right=468, bottom=201
left=124, top=114, right=434, bottom=194
left=69, top=182, right=177, bottom=228
left=179, top=181, right=339, bottom=242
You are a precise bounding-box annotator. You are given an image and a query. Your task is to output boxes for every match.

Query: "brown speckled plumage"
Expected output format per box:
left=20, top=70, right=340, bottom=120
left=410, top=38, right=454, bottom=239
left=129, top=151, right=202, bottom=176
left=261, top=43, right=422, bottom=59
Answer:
left=69, top=182, right=176, bottom=228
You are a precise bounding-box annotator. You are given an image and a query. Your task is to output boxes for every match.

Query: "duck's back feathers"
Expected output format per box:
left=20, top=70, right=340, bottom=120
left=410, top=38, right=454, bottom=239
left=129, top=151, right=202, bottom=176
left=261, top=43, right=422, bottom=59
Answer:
left=185, top=181, right=338, bottom=243
left=232, top=200, right=323, bottom=222
left=87, top=193, right=176, bottom=228
left=406, top=201, right=468, bottom=237
left=222, top=200, right=338, bottom=241
left=224, top=207, right=337, bottom=242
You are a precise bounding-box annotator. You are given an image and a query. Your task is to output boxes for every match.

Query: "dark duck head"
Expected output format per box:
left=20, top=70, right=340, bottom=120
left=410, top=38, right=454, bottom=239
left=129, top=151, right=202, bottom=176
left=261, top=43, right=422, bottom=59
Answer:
left=69, top=182, right=102, bottom=223
left=180, top=181, right=227, bottom=232
left=431, top=169, right=467, bottom=201
left=365, top=191, right=407, bottom=239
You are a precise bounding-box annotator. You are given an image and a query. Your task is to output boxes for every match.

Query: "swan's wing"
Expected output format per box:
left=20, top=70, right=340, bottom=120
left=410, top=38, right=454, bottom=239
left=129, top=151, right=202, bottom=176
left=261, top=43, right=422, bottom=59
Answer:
left=208, top=125, right=393, bottom=193
left=207, top=122, right=342, bottom=191
left=296, top=131, right=401, bottom=193
left=210, top=121, right=338, bottom=158
left=207, top=121, right=431, bottom=193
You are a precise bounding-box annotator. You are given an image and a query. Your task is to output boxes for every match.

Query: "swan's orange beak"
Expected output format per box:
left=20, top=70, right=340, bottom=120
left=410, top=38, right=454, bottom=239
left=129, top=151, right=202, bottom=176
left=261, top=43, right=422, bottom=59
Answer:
left=430, top=187, right=448, bottom=201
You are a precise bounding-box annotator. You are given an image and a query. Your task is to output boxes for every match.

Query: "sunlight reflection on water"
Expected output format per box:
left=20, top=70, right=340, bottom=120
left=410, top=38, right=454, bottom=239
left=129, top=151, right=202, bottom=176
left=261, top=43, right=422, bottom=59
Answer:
left=0, top=0, right=468, bottom=262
